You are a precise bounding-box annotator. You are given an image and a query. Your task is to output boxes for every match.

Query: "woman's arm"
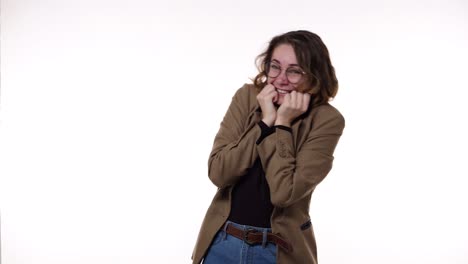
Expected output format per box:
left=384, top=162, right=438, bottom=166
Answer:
left=208, top=86, right=262, bottom=188
left=257, top=105, right=345, bottom=208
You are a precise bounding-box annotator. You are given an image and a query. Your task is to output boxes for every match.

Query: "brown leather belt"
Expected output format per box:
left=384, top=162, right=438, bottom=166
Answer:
left=224, top=223, right=293, bottom=253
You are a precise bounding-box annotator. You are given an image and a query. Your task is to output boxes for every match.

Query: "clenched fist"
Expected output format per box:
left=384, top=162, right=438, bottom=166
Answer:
left=275, top=91, right=310, bottom=127
left=256, top=84, right=278, bottom=127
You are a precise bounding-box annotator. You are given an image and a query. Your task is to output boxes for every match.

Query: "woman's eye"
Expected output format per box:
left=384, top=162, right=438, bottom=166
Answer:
left=271, top=64, right=281, bottom=70
left=288, top=69, right=303, bottom=75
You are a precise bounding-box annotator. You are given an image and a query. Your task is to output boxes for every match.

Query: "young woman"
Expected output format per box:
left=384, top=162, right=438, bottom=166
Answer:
left=192, top=30, right=345, bottom=264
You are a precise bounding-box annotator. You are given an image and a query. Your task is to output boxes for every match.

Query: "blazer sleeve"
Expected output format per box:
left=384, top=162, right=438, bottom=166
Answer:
left=208, top=85, right=261, bottom=188
left=257, top=106, right=345, bottom=208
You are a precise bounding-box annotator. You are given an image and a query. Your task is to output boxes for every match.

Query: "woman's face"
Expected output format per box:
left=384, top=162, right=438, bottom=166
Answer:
left=267, top=44, right=304, bottom=105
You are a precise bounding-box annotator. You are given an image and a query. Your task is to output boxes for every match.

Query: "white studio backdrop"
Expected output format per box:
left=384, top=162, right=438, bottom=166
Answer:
left=1, top=0, right=467, bottom=263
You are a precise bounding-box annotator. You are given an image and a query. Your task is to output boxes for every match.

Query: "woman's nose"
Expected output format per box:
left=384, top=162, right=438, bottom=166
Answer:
left=276, top=69, right=289, bottom=83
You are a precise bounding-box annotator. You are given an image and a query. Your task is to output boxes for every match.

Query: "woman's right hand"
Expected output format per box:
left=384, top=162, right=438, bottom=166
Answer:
left=256, top=84, right=278, bottom=127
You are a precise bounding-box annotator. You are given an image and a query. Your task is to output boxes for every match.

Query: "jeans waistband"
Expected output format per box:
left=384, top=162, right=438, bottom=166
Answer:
left=222, top=220, right=272, bottom=246
left=224, top=220, right=272, bottom=233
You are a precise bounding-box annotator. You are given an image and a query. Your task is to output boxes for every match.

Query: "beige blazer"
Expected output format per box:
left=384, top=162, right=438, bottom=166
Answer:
left=192, top=84, right=345, bottom=263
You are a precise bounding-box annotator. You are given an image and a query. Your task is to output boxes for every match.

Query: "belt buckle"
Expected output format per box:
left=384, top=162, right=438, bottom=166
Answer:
left=243, top=228, right=257, bottom=245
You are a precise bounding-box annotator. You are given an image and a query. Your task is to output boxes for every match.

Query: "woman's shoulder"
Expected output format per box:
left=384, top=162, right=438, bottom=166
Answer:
left=233, top=83, right=258, bottom=98
left=232, top=83, right=260, bottom=112
left=312, top=102, right=343, bottom=117
left=309, top=102, right=345, bottom=128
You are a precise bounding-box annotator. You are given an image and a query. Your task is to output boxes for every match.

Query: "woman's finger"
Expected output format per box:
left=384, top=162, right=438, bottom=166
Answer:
left=290, top=91, right=297, bottom=108
left=302, top=93, right=311, bottom=112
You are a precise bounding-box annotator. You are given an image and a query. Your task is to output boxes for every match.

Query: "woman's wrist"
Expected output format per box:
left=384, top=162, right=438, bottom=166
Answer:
left=274, top=118, right=291, bottom=127
left=262, top=118, right=275, bottom=127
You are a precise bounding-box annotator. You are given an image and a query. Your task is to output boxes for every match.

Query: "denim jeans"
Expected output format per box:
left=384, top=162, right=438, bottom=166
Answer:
left=203, top=220, right=277, bottom=264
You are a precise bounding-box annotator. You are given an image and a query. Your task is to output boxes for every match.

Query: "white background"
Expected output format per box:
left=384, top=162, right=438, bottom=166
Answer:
left=1, top=0, right=468, bottom=263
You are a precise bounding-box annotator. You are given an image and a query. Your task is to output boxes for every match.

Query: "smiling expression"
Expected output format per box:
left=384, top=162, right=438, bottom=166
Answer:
left=267, top=44, right=304, bottom=105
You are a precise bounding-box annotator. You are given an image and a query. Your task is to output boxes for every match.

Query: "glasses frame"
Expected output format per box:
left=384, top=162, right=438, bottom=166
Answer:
left=265, top=61, right=306, bottom=84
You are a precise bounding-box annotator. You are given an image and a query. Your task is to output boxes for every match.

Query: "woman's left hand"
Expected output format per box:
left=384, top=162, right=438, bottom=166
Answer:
left=275, top=91, right=311, bottom=127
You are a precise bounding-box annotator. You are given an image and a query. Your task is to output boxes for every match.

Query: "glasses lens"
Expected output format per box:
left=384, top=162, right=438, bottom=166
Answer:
left=286, top=69, right=304, bottom=84
left=267, top=63, right=281, bottom=78
left=266, top=62, right=304, bottom=84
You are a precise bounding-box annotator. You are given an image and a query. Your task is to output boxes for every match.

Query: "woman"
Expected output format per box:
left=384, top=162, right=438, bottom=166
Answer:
left=192, top=30, right=345, bottom=264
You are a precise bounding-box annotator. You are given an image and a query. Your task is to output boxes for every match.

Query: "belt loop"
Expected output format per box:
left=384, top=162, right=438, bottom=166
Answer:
left=262, top=228, right=267, bottom=248
left=222, top=222, right=229, bottom=240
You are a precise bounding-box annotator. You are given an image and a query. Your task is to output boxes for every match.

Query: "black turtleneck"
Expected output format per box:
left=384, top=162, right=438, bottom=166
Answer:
left=227, top=121, right=292, bottom=228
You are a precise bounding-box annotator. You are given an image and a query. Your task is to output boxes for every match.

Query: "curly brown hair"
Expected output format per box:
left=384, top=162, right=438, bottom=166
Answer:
left=253, top=30, right=339, bottom=107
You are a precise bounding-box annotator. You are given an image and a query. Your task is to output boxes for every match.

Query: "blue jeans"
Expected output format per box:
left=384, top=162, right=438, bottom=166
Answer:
left=203, top=220, right=277, bottom=264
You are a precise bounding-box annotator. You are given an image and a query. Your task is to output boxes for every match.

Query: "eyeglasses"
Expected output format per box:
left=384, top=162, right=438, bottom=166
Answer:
left=266, top=62, right=305, bottom=84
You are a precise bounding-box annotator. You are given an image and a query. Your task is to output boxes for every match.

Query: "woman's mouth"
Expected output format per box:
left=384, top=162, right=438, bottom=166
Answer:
left=276, top=88, right=292, bottom=94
